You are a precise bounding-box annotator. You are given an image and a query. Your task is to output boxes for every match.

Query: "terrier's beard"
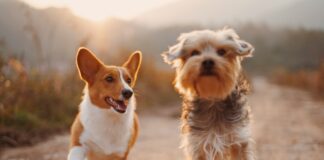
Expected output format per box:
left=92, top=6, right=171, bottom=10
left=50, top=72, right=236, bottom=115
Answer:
left=194, top=75, right=235, bottom=100
left=175, top=61, right=239, bottom=100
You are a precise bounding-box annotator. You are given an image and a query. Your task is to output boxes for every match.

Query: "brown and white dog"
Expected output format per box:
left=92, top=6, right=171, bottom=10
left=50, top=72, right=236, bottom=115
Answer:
left=67, top=47, right=141, bottom=160
left=162, top=28, right=255, bottom=160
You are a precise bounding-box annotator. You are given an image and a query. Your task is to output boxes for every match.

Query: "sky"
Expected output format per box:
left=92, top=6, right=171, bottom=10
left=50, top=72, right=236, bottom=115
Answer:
left=22, top=0, right=177, bottom=21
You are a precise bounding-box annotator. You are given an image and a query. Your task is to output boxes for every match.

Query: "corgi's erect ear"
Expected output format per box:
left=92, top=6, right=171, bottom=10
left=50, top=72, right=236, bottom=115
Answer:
left=123, top=51, right=142, bottom=84
left=76, top=47, right=103, bottom=85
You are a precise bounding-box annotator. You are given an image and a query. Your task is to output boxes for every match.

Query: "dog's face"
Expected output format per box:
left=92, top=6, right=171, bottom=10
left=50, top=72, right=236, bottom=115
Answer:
left=77, top=47, right=142, bottom=113
left=162, top=29, right=254, bottom=100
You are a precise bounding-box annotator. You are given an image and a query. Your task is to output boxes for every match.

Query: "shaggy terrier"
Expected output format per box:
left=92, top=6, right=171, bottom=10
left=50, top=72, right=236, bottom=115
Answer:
left=162, top=28, right=255, bottom=160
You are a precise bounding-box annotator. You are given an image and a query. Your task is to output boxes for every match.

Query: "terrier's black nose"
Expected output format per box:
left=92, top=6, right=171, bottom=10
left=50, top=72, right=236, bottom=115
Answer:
left=122, top=89, right=133, bottom=99
left=202, top=59, right=214, bottom=69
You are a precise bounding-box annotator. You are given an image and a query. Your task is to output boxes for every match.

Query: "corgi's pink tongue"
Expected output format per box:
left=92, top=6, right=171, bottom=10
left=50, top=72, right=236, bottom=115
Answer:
left=114, top=101, right=127, bottom=113
left=106, top=97, right=127, bottom=113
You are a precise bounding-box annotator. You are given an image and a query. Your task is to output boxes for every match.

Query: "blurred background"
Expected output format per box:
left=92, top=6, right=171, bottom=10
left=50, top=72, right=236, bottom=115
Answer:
left=0, top=0, right=323, bottom=159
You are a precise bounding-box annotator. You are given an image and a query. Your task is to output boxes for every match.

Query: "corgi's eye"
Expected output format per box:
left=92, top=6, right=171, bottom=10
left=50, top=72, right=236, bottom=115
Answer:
left=126, top=78, right=131, bottom=84
left=191, top=50, right=200, bottom=57
left=217, top=48, right=227, bottom=56
left=105, top=76, right=114, bottom=82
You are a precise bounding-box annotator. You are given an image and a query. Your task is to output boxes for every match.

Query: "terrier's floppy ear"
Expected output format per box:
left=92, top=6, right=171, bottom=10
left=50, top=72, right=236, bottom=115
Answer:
left=162, top=35, right=187, bottom=66
left=123, top=51, right=142, bottom=84
left=219, top=28, right=255, bottom=57
left=76, top=47, right=104, bottom=85
left=234, top=39, right=254, bottom=57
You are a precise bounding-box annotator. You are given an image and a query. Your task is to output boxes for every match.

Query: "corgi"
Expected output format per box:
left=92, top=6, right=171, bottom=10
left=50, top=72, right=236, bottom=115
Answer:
left=67, top=47, right=142, bottom=160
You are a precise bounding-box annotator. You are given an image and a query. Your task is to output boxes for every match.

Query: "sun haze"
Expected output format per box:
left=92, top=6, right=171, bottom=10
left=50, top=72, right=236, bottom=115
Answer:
left=22, top=0, right=177, bottom=21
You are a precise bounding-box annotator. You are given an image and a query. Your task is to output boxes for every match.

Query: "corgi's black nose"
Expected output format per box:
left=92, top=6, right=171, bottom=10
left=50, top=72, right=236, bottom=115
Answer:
left=122, top=89, right=133, bottom=99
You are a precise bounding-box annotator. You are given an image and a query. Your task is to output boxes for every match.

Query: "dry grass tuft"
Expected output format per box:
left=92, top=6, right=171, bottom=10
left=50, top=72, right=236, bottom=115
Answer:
left=271, top=63, right=324, bottom=98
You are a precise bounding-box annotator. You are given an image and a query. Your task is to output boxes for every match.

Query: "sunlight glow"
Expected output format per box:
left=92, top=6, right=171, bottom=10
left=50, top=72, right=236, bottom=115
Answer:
left=22, top=0, right=176, bottom=21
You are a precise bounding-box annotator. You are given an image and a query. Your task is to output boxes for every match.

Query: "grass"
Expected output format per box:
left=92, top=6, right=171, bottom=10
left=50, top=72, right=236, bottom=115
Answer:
left=0, top=62, right=82, bottom=148
left=271, top=63, right=324, bottom=98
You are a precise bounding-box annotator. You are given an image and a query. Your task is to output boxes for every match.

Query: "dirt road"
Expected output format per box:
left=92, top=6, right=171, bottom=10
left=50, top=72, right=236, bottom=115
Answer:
left=1, top=78, right=324, bottom=160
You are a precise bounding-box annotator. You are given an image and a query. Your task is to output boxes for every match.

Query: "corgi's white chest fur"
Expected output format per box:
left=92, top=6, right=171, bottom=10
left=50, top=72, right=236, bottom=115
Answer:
left=79, top=89, right=135, bottom=156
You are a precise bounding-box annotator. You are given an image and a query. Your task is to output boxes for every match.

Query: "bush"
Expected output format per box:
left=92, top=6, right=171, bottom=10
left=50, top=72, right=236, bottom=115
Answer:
left=271, top=63, right=324, bottom=98
left=0, top=56, right=83, bottom=148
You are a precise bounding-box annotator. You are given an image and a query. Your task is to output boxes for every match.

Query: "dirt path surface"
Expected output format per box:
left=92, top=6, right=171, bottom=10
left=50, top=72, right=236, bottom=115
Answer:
left=1, top=78, right=324, bottom=160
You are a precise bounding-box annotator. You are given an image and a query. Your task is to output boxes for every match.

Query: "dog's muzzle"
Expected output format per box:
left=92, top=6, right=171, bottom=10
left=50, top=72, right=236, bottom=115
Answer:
left=201, top=59, right=215, bottom=75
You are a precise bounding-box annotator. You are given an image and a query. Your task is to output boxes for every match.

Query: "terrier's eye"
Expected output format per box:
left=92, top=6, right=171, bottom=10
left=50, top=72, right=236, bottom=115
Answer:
left=105, top=76, right=114, bottom=82
left=191, top=50, right=200, bottom=56
left=126, top=78, right=131, bottom=84
left=217, top=48, right=227, bottom=56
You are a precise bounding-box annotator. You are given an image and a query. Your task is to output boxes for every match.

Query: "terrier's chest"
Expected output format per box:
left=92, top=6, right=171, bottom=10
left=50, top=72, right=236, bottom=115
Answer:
left=183, top=94, right=249, bottom=131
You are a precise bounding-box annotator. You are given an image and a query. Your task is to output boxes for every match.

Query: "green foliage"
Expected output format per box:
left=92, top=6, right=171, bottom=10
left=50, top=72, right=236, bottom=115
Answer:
left=0, top=55, right=83, bottom=147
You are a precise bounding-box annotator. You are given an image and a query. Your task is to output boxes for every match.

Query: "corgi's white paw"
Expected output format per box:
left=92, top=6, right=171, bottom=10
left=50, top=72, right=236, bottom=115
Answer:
left=67, top=146, right=87, bottom=160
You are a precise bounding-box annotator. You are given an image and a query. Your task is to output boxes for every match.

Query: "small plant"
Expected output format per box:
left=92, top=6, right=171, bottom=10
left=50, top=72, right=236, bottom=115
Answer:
left=0, top=55, right=82, bottom=148
left=271, top=63, right=324, bottom=98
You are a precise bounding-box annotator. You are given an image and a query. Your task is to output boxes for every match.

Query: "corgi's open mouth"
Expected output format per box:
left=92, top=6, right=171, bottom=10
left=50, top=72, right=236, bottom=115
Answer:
left=105, top=97, right=127, bottom=113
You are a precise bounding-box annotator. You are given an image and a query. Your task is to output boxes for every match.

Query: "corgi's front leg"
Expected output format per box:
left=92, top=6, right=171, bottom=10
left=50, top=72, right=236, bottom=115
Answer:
left=68, top=114, right=86, bottom=160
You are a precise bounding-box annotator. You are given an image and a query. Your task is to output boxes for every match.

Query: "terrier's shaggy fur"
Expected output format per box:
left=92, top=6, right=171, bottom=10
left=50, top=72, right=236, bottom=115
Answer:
left=162, top=28, right=255, bottom=160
